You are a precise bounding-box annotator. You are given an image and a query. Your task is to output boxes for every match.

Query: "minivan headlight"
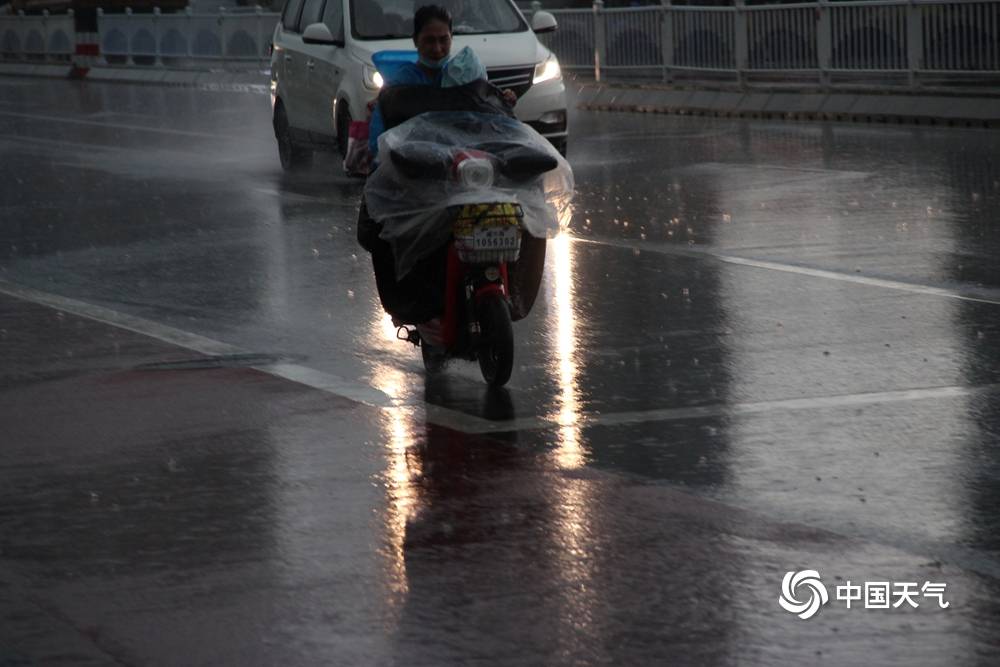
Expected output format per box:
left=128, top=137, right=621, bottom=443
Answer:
left=363, top=65, right=384, bottom=90
left=533, top=54, right=561, bottom=85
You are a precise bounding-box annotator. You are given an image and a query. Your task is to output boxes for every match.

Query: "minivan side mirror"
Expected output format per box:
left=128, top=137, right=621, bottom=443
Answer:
left=302, top=22, right=344, bottom=47
left=531, top=11, right=557, bottom=34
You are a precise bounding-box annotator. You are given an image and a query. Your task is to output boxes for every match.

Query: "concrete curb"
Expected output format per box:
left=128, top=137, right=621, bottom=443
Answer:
left=576, top=82, right=1000, bottom=128
left=0, top=63, right=74, bottom=79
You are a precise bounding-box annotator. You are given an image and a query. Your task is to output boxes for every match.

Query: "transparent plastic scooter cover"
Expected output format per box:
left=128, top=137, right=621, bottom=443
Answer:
left=364, top=111, right=575, bottom=278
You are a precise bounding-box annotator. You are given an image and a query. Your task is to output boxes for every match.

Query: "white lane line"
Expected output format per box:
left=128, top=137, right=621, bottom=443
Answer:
left=252, top=187, right=347, bottom=204
left=2, top=133, right=152, bottom=154
left=0, top=282, right=242, bottom=356
left=12, top=281, right=1000, bottom=580
left=453, top=383, right=1000, bottom=434
left=574, top=236, right=1000, bottom=306
left=263, top=363, right=398, bottom=409
left=0, top=280, right=399, bottom=408
left=2, top=134, right=274, bottom=166
left=0, top=110, right=248, bottom=141
left=3, top=280, right=996, bottom=434
left=681, top=161, right=870, bottom=178
left=6, top=293, right=999, bottom=584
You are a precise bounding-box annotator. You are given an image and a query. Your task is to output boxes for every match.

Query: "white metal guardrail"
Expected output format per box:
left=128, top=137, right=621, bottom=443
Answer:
left=535, top=0, right=1000, bottom=87
left=0, top=10, right=75, bottom=63
left=2, top=2, right=998, bottom=86
left=97, top=7, right=276, bottom=68
left=0, top=6, right=277, bottom=69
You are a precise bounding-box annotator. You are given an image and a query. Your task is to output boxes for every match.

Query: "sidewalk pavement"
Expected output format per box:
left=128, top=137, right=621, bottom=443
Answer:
left=573, top=76, right=1000, bottom=127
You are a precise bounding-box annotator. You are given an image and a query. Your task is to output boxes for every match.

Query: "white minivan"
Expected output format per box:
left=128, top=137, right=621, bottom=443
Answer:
left=269, top=0, right=567, bottom=170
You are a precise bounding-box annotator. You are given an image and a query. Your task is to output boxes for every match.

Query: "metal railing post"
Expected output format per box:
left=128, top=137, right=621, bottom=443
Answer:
left=42, top=10, right=49, bottom=63
left=255, top=5, right=264, bottom=69
left=67, top=8, right=75, bottom=64
left=185, top=6, right=192, bottom=63
left=219, top=6, right=226, bottom=70
left=734, top=0, right=748, bottom=86
left=906, top=0, right=922, bottom=89
left=153, top=6, right=162, bottom=67
left=660, top=0, right=674, bottom=83
left=17, top=10, right=25, bottom=62
left=593, top=0, right=605, bottom=82
left=125, top=7, right=134, bottom=66
left=816, top=0, right=832, bottom=89
left=96, top=8, right=105, bottom=64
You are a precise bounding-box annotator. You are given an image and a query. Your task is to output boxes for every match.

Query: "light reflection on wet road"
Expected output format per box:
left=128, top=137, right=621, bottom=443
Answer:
left=1, top=76, right=999, bottom=665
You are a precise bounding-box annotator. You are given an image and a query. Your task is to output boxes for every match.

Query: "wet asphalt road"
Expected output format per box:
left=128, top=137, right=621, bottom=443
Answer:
left=1, top=76, right=999, bottom=665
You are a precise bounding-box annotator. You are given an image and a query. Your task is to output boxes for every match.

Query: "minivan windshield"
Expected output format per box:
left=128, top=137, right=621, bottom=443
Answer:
left=350, top=0, right=527, bottom=39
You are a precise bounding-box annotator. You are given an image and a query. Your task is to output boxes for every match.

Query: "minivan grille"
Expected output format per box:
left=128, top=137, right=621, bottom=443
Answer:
left=487, top=66, right=534, bottom=99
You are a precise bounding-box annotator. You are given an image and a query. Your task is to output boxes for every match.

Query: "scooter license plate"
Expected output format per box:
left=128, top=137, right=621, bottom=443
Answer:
left=472, top=224, right=520, bottom=251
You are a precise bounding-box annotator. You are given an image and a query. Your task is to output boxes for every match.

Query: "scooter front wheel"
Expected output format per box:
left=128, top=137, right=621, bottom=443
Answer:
left=476, top=294, right=514, bottom=387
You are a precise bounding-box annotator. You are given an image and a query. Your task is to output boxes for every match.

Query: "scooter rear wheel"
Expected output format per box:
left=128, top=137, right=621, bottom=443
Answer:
left=476, top=294, right=514, bottom=387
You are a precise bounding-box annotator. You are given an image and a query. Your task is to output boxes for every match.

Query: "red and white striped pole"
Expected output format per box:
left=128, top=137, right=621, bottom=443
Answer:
left=70, top=8, right=100, bottom=79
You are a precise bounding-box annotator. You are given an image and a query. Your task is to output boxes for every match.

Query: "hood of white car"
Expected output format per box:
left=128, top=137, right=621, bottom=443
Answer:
left=350, top=30, right=546, bottom=70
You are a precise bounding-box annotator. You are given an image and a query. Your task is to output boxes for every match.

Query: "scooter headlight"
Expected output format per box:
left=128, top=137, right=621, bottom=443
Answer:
left=457, top=158, right=494, bottom=189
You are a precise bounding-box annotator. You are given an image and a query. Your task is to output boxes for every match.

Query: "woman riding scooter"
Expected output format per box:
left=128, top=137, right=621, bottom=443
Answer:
left=357, top=4, right=551, bottom=358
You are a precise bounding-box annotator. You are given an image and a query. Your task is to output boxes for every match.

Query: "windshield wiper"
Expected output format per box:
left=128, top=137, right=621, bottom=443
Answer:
left=363, top=33, right=407, bottom=40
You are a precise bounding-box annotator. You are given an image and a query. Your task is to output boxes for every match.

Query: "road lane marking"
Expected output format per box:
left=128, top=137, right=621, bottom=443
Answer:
left=252, top=187, right=350, bottom=204
left=574, top=237, right=1000, bottom=306
left=0, top=110, right=257, bottom=141
left=2, top=133, right=169, bottom=154
left=3, top=280, right=998, bottom=436
left=434, top=384, right=1000, bottom=433
left=7, top=280, right=1000, bottom=581
left=263, top=363, right=398, bottom=408
left=0, top=280, right=395, bottom=408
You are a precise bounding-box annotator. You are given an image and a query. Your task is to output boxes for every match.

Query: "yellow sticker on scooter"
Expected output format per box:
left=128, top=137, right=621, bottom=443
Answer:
left=453, top=204, right=520, bottom=235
